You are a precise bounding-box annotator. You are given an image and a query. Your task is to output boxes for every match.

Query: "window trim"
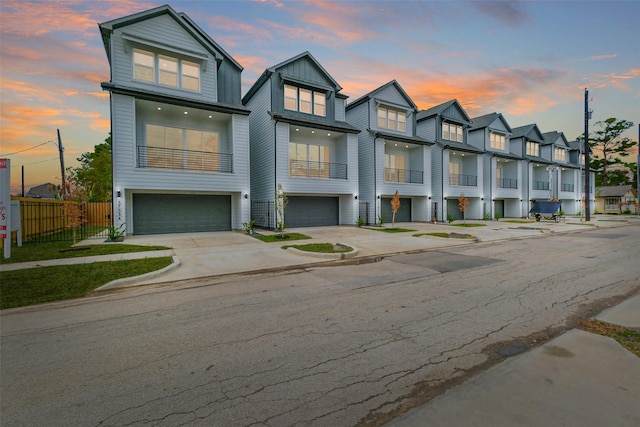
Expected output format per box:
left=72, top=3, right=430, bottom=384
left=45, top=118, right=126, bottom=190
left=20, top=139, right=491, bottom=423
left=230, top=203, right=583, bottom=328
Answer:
left=489, top=131, right=506, bottom=150
left=132, top=48, right=201, bottom=93
left=554, top=146, right=566, bottom=162
left=284, top=84, right=326, bottom=117
left=378, top=106, right=407, bottom=132
left=526, top=141, right=540, bottom=157
left=442, top=121, right=463, bottom=143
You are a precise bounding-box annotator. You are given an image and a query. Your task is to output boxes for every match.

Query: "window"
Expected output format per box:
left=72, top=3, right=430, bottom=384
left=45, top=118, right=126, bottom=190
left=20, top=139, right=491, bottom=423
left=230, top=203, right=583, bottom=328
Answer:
left=443, top=122, right=463, bottom=142
left=289, top=142, right=331, bottom=177
left=384, top=153, right=407, bottom=182
left=555, top=147, right=566, bottom=161
left=145, top=124, right=220, bottom=171
left=449, top=160, right=460, bottom=185
left=526, top=141, right=539, bottom=157
left=133, top=49, right=154, bottom=82
left=378, top=106, right=407, bottom=132
left=133, top=49, right=200, bottom=92
left=605, top=197, right=620, bottom=211
left=490, top=132, right=505, bottom=150
left=284, top=84, right=325, bottom=116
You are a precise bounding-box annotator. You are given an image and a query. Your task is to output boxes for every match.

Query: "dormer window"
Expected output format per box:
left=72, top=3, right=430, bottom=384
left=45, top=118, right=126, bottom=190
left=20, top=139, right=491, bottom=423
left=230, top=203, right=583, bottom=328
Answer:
left=526, top=141, right=539, bottom=156
left=443, top=122, right=463, bottom=142
left=490, top=132, right=505, bottom=150
left=284, top=84, right=325, bottom=117
left=378, top=106, right=406, bottom=132
left=133, top=48, right=200, bottom=92
left=555, top=147, right=566, bottom=161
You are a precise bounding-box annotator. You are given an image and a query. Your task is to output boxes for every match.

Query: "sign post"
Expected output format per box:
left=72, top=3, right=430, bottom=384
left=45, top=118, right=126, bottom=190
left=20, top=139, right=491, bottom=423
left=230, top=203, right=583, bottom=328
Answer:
left=1, top=158, right=11, bottom=258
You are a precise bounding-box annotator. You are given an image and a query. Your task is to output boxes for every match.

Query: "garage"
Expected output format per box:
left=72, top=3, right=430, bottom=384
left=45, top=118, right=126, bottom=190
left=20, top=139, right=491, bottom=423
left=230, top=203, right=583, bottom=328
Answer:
left=133, top=194, right=231, bottom=234
left=286, top=196, right=339, bottom=228
left=381, top=197, right=412, bottom=223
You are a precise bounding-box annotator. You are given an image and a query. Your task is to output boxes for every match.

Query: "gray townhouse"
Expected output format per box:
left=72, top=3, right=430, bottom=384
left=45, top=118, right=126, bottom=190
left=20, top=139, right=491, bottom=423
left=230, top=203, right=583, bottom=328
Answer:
left=345, top=80, right=433, bottom=225
left=542, top=131, right=580, bottom=215
left=99, top=5, right=250, bottom=235
left=242, top=52, right=360, bottom=229
left=416, top=100, right=484, bottom=221
left=468, top=112, right=524, bottom=219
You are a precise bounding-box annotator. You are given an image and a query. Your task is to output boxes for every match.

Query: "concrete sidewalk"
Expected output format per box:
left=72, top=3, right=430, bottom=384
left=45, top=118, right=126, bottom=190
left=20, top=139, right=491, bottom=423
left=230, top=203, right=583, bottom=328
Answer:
left=386, top=293, right=640, bottom=427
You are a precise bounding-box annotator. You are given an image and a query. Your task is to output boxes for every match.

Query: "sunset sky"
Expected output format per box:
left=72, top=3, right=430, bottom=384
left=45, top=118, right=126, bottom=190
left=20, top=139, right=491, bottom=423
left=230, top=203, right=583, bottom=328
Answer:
left=1, top=0, right=638, bottom=195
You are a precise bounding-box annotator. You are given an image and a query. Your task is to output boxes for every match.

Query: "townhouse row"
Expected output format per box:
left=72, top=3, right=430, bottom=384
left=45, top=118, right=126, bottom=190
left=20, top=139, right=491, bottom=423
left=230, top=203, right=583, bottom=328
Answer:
left=100, top=5, right=594, bottom=235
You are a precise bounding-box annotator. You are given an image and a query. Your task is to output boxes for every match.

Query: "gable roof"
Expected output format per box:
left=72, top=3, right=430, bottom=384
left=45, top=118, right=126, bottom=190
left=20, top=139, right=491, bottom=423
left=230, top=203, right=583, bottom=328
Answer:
left=542, top=131, right=569, bottom=147
left=469, top=112, right=513, bottom=133
left=26, top=183, right=58, bottom=199
left=568, top=140, right=593, bottom=154
left=510, top=124, right=544, bottom=142
left=99, top=4, right=243, bottom=70
left=346, top=80, right=417, bottom=111
left=243, top=51, right=341, bottom=104
left=596, top=185, right=635, bottom=197
left=416, top=99, right=471, bottom=124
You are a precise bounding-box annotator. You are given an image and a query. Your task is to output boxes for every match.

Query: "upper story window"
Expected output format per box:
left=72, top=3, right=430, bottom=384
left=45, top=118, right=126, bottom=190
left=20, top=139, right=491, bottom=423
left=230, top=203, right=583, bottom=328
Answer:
left=526, top=141, right=539, bottom=156
left=133, top=48, right=200, bottom=92
left=490, top=132, right=506, bottom=150
left=554, top=147, right=566, bottom=161
left=442, top=122, right=463, bottom=142
left=284, top=84, right=325, bottom=117
left=378, top=107, right=406, bottom=132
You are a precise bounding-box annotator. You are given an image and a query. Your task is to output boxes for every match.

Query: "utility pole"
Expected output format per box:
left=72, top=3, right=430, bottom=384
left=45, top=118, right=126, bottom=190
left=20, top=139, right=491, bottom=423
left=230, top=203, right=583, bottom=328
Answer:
left=21, top=165, right=25, bottom=197
left=584, top=88, right=590, bottom=221
left=57, top=129, right=66, bottom=198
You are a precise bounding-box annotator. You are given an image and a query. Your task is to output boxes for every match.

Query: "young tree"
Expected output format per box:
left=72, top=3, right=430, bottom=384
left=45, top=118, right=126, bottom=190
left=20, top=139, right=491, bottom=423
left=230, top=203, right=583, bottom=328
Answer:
left=275, top=183, right=288, bottom=234
left=390, top=190, right=401, bottom=228
left=458, top=193, right=469, bottom=224
left=585, top=118, right=635, bottom=187
left=73, top=134, right=112, bottom=201
left=59, top=175, right=88, bottom=244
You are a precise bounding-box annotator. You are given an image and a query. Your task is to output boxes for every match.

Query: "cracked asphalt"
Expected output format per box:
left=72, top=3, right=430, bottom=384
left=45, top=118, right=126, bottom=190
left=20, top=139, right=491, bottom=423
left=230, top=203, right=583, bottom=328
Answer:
left=1, top=224, right=639, bottom=426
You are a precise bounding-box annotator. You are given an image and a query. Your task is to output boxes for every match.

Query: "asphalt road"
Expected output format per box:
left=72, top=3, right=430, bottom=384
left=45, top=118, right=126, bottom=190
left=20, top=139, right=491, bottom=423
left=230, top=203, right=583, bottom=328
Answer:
left=1, top=224, right=639, bottom=427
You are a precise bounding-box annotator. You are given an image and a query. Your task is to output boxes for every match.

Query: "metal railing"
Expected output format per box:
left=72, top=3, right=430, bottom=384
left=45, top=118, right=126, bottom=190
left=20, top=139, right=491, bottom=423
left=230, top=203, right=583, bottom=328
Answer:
left=561, top=183, right=575, bottom=192
left=137, top=146, right=233, bottom=173
left=497, top=178, right=518, bottom=189
left=449, top=173, right=477, bottom=186
left=533, top=180, right=549, bottom=191
left=289, top=160, right=347, bottom=179
left=384, top=168, right=423, bottom=184
left=251, top=200, right=275, bottom=230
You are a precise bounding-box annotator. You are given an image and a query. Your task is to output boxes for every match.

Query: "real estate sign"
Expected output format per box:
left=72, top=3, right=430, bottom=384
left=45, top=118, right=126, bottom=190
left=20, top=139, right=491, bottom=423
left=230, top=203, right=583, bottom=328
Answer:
left=1, top=158, right=11, bottom=258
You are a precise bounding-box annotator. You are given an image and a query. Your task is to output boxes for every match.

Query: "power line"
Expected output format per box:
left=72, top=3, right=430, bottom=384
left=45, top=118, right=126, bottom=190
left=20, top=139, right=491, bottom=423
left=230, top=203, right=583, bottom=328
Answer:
left=0, top=140, right=56, bottom=156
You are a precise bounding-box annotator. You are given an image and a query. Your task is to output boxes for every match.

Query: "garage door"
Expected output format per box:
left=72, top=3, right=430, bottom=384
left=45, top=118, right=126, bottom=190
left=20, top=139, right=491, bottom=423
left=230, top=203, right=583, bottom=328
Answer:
left=447, top=199, right=463, bottom=220
left=286, top=196, right=339, bottom=228
left=381, top=197, right=412, bottom=223
left=133, top=194, right=231, bottom=235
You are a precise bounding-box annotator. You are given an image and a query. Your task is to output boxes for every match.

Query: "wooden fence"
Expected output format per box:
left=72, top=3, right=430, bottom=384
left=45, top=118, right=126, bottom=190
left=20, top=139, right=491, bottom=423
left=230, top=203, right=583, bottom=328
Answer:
left=8, top=197, right=113, bottom=243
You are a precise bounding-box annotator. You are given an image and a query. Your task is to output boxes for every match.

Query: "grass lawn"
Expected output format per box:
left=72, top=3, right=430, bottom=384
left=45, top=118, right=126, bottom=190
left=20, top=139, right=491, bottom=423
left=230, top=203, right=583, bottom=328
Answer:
left=254, top=233, right=311, bottom=243
left=373, top=228, right=416, bottom=233
left=448, top=223, right=486, bottom=228
left=580, top=319, right=640, bottom=357
left=0, top=257, right=173, bottom=309
left=2, top=241, right=170, bottom=264
left=282, top=243, right=352, bottom=253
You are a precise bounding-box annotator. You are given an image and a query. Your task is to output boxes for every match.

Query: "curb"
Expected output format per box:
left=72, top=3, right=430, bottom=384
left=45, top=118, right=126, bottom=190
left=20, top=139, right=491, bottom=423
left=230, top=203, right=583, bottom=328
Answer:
left=95, top=256, right=181, bottom=291
left=286, top=243, right=359, bottom=260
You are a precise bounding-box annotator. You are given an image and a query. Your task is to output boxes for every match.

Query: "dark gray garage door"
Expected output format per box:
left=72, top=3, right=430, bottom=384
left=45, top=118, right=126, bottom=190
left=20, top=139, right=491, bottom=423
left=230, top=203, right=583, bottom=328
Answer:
left=381, top=197, right=412, bottom=223
left=133, top=194, right=231, bottom=235
left=447, top=199, right=463, bottom=220
left=286, top=196, right=339, bottom=228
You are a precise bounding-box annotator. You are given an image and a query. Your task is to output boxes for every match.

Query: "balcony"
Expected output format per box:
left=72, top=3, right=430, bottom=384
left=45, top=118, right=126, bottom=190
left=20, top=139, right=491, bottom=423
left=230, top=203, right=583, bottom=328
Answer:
left=450, top=173, right=477, bottom=186
left=561, top=183, right=575, bottom=192
left=385, top=168, right=423, bottom=184
left=497, top=178, right=518, bottom=189
left=289, top=159, right=347, bottom=179
left=533, top=180, right=549, bottom=191
left=137, top=146, right=233, bottom=172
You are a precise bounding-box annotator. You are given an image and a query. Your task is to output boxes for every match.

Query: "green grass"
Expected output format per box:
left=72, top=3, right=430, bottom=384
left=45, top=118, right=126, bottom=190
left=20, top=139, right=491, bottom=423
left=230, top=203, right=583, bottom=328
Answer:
left=254, top=233, right=311, bottom=243
left=373, top=228, right=416, bottom=233
left=1, top=241, right=170, bottom=264
left=581, top=320, right=640, bottom=357
left=282, top=243, right=352, bottom=253
left=449, top=223, right=486, bottom=227
left=413, top=232, right=450, bottom=238
left=0, top=257, right=173, bottom=309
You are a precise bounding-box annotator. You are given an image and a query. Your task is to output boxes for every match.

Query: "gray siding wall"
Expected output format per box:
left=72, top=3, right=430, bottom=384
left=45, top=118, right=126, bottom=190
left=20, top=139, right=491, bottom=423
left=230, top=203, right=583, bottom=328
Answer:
left=111, top=14, right=218, bottom=102
left=441, top=104, right=468, bottom=123
left=346, top=100, right=376, bottom=222
left=430, top=144, right=444, bottom=220
left=510, top=137, right=524, bottom=157
left=371, top=87, right=415, bottom=135
left=416, top=117, right=437, bottom=142
left=217, top=60, right=242, bottom=105
left=246, top=80, right=274, bottom=202
left=335, top=98, right=345, bottom=122
left=468, top=128, right=485, bottom=150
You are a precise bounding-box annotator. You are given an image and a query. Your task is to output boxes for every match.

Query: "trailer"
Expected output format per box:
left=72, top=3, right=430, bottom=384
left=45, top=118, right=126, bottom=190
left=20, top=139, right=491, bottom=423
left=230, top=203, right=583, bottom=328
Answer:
left=529, top=201, right=562, bottom=222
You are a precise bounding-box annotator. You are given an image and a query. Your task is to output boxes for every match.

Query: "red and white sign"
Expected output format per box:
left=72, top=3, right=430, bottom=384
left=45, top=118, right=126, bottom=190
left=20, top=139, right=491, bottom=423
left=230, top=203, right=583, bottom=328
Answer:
left=0, top=158, right=6, bottom=169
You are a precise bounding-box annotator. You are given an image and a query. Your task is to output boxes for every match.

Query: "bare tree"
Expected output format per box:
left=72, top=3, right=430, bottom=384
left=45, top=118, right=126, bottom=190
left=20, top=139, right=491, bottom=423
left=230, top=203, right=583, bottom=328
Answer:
left=391, top=191, right=401, bottom=228
left=458, top=193, right=469, bottom=224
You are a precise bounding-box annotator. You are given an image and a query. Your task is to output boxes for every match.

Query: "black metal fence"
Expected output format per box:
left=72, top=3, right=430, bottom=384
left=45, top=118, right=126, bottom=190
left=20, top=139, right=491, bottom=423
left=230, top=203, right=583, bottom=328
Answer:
left=358, top=202, right=371, bottom=225
left=13, top=199, right=113, bottom=243
left=251, top=200, right=275, bottom=230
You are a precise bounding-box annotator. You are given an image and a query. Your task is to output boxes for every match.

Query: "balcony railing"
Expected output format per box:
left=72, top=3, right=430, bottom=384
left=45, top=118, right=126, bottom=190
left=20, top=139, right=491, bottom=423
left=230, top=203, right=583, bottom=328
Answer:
left=533, top=180, right=549, bottom=191
left=384, top=168, right=423, bottom=184
left=289, top=159, right=347, bottom=179
left=561, top=183, right=575, bottom=192
left=497, top=178, right=518, bottom=189
left=137, top=146, right=233, bottom=173
left=449, top=173, right=477, bottom=186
